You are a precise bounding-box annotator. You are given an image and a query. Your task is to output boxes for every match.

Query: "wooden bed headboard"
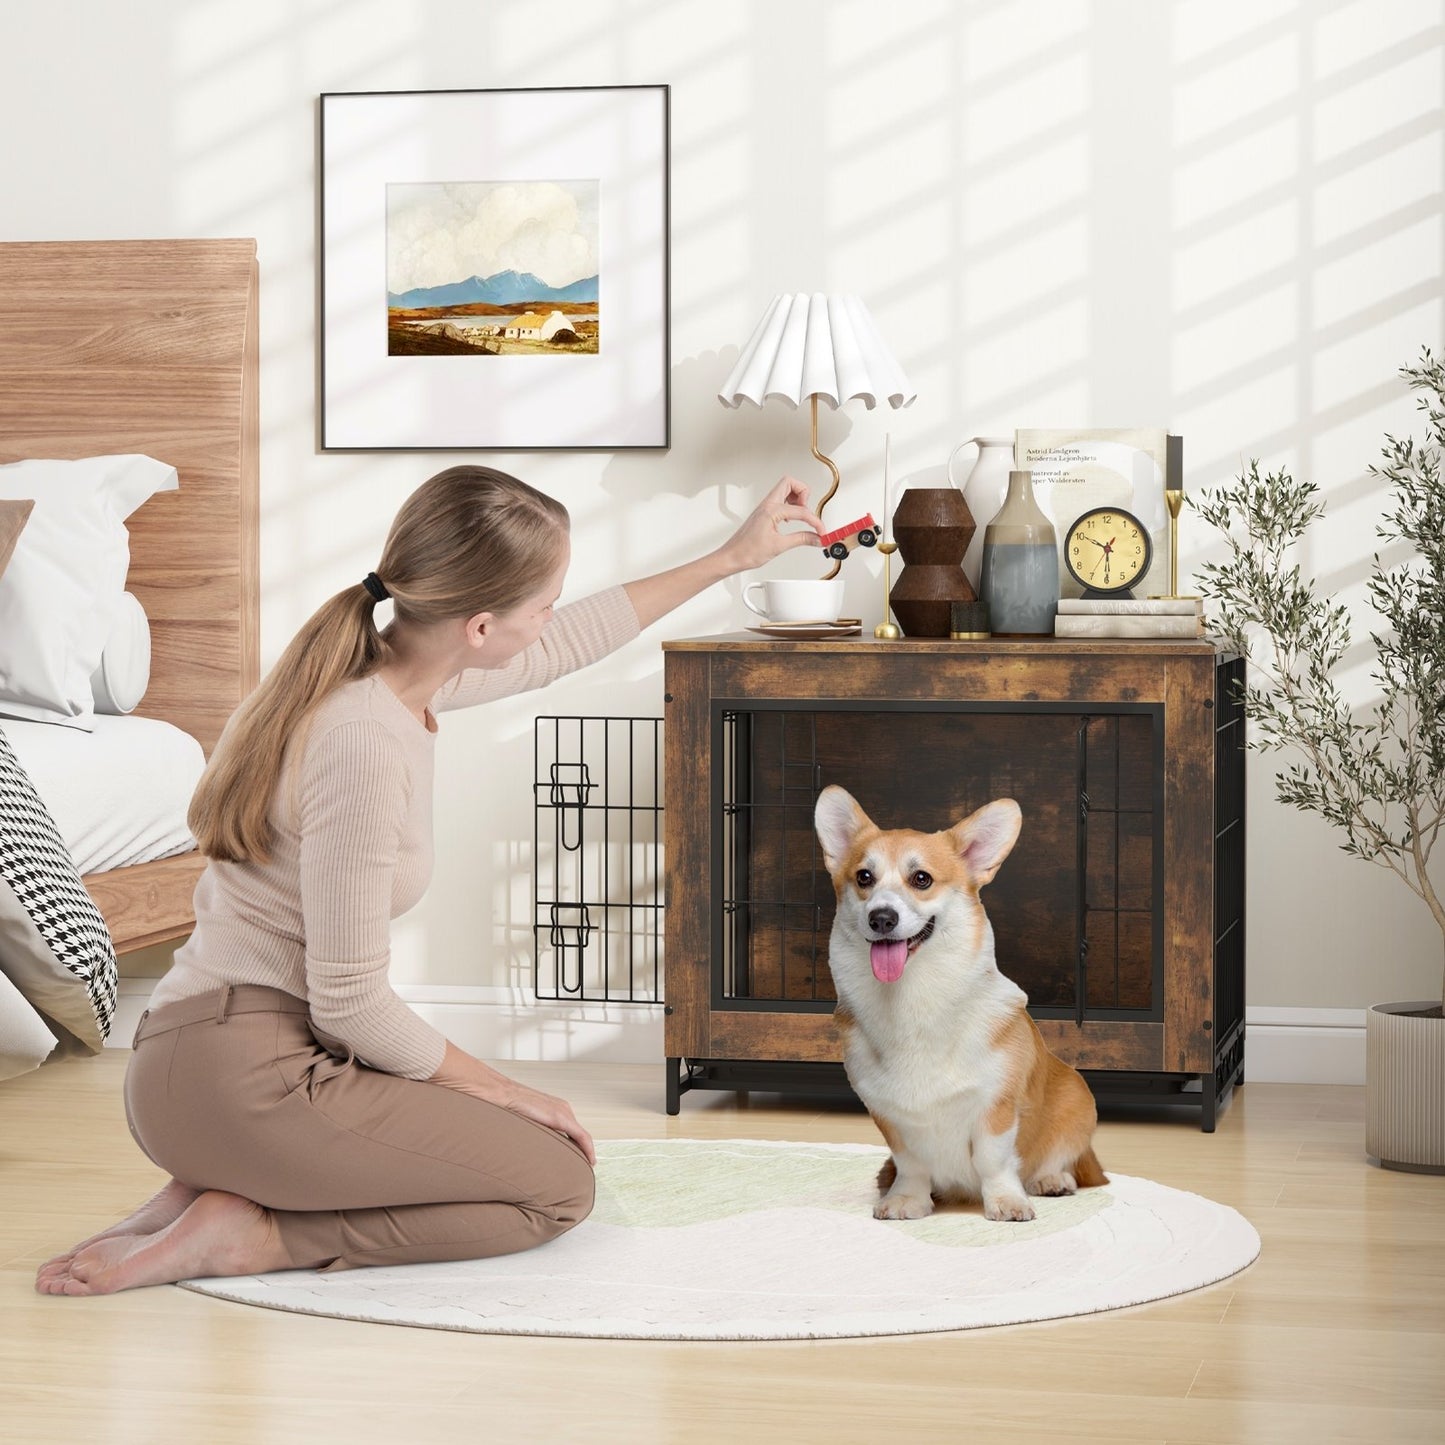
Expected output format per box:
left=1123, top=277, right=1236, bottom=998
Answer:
left=0, top=238, right=260, bottom=756
left=0, top=238, right=260, bottom=952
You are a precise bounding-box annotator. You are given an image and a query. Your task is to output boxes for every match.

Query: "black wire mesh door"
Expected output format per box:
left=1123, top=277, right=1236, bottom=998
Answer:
left=714, top=702, right=1164, bottom=1023
left=533, top=716, right=663, bottom=1003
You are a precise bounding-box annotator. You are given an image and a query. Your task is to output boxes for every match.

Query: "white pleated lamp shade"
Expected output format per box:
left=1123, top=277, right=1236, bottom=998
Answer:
left=717, top=293, right=916, bottom=411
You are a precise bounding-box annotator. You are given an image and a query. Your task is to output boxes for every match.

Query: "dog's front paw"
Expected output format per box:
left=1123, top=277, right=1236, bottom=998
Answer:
left=874, top=1192, right=934, bottom=1221
left=1027, top=1171, right=1077, bottom=1197
left=984, top=1193, right=1036, bottom=1223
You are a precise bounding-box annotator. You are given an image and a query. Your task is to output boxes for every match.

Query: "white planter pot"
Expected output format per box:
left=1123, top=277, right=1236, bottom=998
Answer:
left=1365, top=1001, right=1445, bottom=1174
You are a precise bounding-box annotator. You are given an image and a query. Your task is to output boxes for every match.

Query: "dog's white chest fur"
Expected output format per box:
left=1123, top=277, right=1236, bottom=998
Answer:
left=834, top=934, right=1026, bottom=1194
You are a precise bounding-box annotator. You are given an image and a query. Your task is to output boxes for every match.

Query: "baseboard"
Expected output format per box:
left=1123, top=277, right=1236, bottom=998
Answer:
left=107, top=982, right=1365, bottom=1083
left=1242, top=1007, right=1365, bottom=1085
left=108, top=978, right=664, bottom=1065
left=396, top=985, right=664, bottom=1065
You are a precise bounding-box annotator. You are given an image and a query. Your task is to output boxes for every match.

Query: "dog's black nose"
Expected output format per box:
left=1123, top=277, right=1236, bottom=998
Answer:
left=868, top=906, right=898, bottom=935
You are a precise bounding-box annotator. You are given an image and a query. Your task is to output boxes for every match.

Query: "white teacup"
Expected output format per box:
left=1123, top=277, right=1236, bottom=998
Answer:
left=742, top=577, right=845, bottom=624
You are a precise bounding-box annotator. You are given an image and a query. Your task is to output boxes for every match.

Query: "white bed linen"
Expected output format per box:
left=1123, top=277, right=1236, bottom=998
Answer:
left=0, top=714, right=205, bottom=875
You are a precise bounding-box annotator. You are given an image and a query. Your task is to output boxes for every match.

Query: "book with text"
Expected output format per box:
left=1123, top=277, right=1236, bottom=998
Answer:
left=1054, top=613, right=1205, bottom=639
left=1057, top=597, right=1201, bottom=615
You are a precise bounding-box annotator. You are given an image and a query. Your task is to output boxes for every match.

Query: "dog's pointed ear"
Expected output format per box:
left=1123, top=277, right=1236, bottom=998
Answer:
left=814, top=785, right=873, bottom=873
left=950, top=799, right=1022, bottom=887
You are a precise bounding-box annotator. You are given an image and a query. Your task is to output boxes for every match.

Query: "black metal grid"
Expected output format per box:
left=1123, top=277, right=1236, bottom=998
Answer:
left=533, top=716, right=663, bottom=1002
left=713, top=701, right=1164, bottom=1022
left=719, top=710, right=833, bottom=1009
left=1213, top=655, right=1248, bottom=1082
left=1074, top=712, right=1167, bottom=1024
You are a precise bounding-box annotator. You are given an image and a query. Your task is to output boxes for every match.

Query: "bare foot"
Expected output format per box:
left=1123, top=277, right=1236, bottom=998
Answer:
left=35, top=1179, right=202, bottom=1287
left=35, top=1191, right=292, bottom=1296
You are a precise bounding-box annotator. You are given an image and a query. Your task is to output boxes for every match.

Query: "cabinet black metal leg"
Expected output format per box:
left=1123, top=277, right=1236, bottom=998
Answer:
left=666, top=1057, right=681, bottom=1115
left=1202, top=1069, right=1218, bottom=1133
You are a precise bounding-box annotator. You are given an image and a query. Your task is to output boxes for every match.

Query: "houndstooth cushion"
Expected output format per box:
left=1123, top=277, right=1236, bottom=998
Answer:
left=0, top=726, right=117, bottom=1050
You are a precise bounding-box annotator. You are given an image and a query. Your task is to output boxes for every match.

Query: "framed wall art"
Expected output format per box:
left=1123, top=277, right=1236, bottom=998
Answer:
left=319, top=85, right=670, bottom=451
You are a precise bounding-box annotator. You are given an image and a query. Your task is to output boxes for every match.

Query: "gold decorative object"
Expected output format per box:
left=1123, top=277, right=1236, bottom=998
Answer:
left=812, top=395, right=844, bottom=581
left=874, top=539, right=901, bottom=639
left=1149, top=487, right=1201, bottom=601
left=1166, top=487, right=1184, bottom=596
left=874, top=432, right=901, bottom=639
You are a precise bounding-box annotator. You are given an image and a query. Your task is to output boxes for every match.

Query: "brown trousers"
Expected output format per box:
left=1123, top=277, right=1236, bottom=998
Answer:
left=123, top=984, right=594, bottom=1272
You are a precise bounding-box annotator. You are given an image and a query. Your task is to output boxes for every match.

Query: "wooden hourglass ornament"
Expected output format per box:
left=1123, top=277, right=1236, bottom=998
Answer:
left=887, top=488, right=978, bottom=637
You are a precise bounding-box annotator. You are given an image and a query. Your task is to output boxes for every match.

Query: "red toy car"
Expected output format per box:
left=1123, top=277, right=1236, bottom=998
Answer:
left=819, top=513, right=880, bottom=560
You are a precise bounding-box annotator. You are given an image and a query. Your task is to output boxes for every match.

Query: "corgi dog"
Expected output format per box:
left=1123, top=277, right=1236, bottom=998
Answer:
left=813, top=785, right=1107, bottom=1223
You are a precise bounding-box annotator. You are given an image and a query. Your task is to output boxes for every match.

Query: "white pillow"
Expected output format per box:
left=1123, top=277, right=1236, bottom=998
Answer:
left=91, top=591, right=152, bottom=715
left=0, top=968, right=59, bottom=1081
left=0, top=455, right=177, bottom=730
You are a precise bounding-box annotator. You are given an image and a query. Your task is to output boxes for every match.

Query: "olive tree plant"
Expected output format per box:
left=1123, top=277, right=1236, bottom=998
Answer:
left=1192, top=348, right=1445, bottom=1015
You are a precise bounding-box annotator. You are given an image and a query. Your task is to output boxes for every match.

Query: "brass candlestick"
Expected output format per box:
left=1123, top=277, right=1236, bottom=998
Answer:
left=1144, top=485, right=1202, bottom=598
left=874, top=431, right=901, bottom=639
left=1150, top=488, right=1200, bottom=602
left=1166, top=487, right=1183, bottom=596
left=874, top=539, right=901, bottom=639
left=1154, top=487, right=1201, bottom=601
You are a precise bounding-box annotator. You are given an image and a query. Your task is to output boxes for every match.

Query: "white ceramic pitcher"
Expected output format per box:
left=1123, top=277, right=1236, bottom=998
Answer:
left=947, top=436, right=1014, bottom=590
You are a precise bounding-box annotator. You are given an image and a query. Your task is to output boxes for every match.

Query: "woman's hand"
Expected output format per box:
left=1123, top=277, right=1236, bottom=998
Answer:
left=499, top=1082, right=596, bottom=1164
left=429, top=1040, right=596, bottom=1163
left=620, top=474, right=829, bottom=629
left=712, top=474, right=826, bottom=577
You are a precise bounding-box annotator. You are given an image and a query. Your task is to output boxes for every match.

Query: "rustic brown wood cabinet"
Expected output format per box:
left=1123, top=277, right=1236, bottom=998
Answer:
left=662, top=635, right=1245, bottom=1130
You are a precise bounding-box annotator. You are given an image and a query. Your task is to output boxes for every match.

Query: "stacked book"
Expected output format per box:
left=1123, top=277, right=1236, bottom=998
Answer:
left=1054, top=597, right=1204, bottom=638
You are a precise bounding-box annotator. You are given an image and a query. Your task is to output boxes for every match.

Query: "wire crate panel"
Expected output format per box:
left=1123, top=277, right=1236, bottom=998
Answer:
left=534, top=716, right=663, bottom=1003
left=718, top=705, right=1162, bottom=1018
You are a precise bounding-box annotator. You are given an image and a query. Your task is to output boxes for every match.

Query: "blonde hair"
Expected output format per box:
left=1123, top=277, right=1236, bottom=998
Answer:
left=190, top=466, right=569, bottom=863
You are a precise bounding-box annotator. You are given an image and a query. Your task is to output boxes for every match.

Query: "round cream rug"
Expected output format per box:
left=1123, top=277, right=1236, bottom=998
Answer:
left=178, top=1138, right=1260, bottom=1340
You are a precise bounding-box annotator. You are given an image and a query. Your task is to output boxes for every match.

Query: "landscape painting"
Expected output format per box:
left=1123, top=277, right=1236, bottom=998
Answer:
left=386, top=180, right=599, bottom=356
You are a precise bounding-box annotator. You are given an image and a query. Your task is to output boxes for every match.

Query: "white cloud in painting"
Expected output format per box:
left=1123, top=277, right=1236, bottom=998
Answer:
left=387, top=181, right=598, bottom=291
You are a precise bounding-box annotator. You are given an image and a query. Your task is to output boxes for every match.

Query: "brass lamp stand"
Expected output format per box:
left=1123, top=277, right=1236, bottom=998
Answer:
left=811, top=394, right=844, bottom=582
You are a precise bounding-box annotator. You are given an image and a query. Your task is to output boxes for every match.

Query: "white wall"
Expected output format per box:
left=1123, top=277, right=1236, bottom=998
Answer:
left=5, top=0, right=1443, bottom=1050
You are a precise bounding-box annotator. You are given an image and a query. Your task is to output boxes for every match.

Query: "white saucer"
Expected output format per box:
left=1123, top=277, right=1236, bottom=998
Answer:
left=746, top=619, right=862, bottom=639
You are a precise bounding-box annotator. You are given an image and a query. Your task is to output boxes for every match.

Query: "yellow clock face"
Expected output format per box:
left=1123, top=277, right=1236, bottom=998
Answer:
left=1064, top=507, right=1152, bottom=594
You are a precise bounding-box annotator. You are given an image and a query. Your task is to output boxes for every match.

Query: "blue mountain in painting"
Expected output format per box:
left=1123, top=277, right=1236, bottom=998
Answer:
left=388, top=270, right=599, bottom=307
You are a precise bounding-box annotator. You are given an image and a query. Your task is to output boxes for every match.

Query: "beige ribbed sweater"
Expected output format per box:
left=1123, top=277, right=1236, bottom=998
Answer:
left=150, top=585, right=641, bottom=1079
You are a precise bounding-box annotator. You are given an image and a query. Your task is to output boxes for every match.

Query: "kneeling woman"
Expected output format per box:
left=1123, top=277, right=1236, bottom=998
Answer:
left=38, top=465, right=822, bottom=1294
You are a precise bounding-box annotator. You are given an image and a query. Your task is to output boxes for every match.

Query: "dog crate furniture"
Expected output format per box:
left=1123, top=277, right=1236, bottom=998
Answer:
left=661, top=635, right=1245, bottom=1131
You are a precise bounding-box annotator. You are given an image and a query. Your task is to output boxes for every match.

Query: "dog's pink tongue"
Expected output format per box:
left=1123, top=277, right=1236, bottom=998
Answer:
left=871, top=939, right=908, bottom=983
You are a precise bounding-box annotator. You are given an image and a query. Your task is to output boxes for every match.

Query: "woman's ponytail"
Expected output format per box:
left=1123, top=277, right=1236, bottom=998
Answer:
left=188, top=583, right=388, bottom=862
left=189, top=466, right=568, bottom=864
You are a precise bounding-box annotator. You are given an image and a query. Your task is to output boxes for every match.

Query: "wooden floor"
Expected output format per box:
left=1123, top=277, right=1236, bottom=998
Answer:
left=2, top=1053, right=1442, bottom=1445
